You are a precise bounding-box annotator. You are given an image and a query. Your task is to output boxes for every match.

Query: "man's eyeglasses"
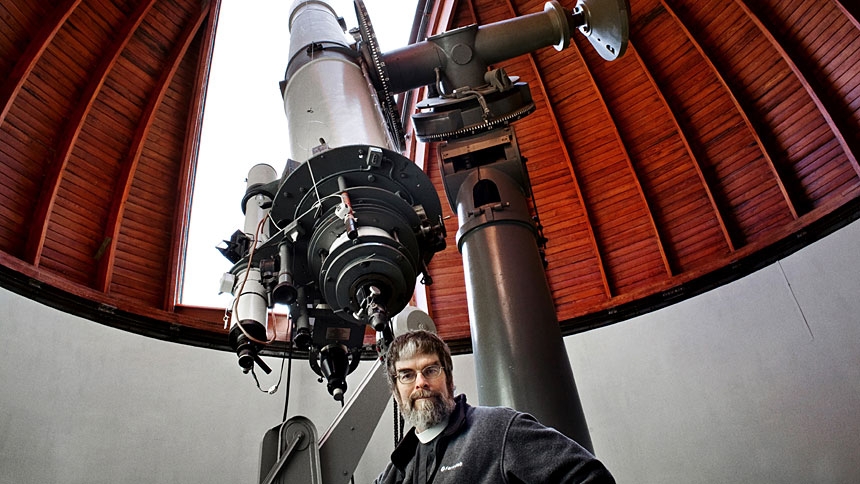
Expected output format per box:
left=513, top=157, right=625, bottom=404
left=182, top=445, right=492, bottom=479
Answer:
left=395, top=364, right=445, bottom=384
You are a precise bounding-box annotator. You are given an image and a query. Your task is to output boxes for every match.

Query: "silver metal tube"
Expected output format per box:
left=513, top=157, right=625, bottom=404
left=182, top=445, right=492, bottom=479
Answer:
left=233, top=267, right=268, bottom=330
left=243, top=164, right=277, bottom=244
left=284, top=0, right=392, bottom=160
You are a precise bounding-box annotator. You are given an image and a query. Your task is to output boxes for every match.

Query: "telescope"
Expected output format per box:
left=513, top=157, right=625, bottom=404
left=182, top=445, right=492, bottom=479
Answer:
left=217, top=0, right=628, bottom=480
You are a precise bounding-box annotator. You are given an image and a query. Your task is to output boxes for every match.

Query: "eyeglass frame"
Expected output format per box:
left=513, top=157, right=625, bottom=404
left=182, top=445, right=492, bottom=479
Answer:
left=393, top=363, right=447, bottom=385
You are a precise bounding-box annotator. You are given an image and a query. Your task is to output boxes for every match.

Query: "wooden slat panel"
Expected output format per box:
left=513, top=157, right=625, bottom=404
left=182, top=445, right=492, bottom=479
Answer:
left=25, top=0, right=154, bottom=265
left=0, top=0, right=80, bottom=124
left=642, top=1, right=796, bottom=243
left=0, top=4, right=44, bottom=78
left=424, top=140, right=471, bottom=342
left=2, top=0, right=860, bottom=350
left=0, top=99, right=59, bottom=255
left=509, top=105, right=611, bottom=310
left=742, top=0, right=860, bottom=183
left=37, top=0, right=148, bottom=281
left=531, top=43, right=665, bottom=296
left=98, top=2, right=208, bottom=294
left=578, top=38, right=730, bottom=275
left=505, top=0, right=613, bottom=316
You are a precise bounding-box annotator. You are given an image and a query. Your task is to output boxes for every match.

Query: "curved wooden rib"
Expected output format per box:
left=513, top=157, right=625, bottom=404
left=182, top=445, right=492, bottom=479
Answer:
left=0, top=0, right=81, bottom=126
left=167, top=0, right=221, bottom=311
left=580, top=40, right=673, bottom=276
left=502, top=0, right=612, bottom=297
left=96, top=5, right=210, bottom=293
left=657, top=0, right=792, bottom=247
left=433, top=0, right=459, bottom=33
left=626, top=41, right=736, bottom=252
left=734, top=0, right=860, bottom=176
left=661, top=0, right=799, bottom=222
left=464, top=0, right=479, bottom=25
left=572, top=38, right=673, bottom=280
left=24, top=0, right=157, bottom=266
left=832, top=0, right=860, bottom=30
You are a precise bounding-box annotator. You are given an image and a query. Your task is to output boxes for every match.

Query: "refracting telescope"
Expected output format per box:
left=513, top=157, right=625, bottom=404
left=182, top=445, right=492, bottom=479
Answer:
left=219, top=0, right=627, bottom=445
left=217, top=0, right=628, bottom=481
left=218, top=0, right=452, bottom=401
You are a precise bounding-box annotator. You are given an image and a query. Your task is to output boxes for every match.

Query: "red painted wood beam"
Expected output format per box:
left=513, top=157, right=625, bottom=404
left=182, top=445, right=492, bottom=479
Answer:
left=464, top=0, right=478, bottom=25
left=734, top=0, right=860, bottom=177
left=832, top=0, right=859, bottom=30
left=165, top=0, right=222, bottom=312
left=435, top=0, right=460, bottom=33
left=503, top=0, right=613, bottom=296
left=0, top=0, right=82, bottom=126
left=651, top=1, right=755, bottom=249
left=24, top=0, right=157, bottom=266
left=96, top=4, right=210, bottom=294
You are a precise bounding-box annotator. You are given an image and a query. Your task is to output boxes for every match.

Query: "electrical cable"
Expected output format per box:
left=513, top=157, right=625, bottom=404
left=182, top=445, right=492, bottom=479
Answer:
left=434, top=66, right=444, bottom=95
left=247, top=308, right=287, bottom=395
left=304, top=141, right=324, bottom=218
left=293, top=193, right=341, bottom=223
left=250, top=351, right=285, bottom=394
left=231, top=214, right=290, bottom=395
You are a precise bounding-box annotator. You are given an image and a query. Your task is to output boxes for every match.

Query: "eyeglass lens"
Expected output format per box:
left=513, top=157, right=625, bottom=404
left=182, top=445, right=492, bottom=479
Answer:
left=397, top=364, right=443, bottom=383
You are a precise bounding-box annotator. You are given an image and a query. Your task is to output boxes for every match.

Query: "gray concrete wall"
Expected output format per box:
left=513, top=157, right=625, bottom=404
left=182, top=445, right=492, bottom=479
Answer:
left=2, top=219, right=859, bottom=483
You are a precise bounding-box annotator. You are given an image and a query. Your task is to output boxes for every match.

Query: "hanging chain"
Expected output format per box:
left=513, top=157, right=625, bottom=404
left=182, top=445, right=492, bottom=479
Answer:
left=393, top=399, right=405, bottom=446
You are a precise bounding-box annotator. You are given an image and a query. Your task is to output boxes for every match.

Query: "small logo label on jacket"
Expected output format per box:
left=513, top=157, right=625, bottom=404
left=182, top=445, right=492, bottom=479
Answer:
left=439, top=462, right=463, bottom=473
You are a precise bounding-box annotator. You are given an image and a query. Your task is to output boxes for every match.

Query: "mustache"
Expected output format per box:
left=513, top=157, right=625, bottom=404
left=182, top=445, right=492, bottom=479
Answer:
left=409, top=389, right=441, bottom=403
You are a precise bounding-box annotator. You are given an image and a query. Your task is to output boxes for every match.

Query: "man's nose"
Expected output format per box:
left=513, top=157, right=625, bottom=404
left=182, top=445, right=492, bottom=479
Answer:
left=414, top=372, right=430, bottom=387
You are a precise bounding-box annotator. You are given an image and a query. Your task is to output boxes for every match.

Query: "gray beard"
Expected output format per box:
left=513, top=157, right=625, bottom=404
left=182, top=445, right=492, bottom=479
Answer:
left=398, top=390, right=456, bottom=432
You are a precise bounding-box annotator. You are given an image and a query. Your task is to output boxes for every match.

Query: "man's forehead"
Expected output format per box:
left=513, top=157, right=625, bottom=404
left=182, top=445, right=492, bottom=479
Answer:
left=395, top=353, right=440, bottom=370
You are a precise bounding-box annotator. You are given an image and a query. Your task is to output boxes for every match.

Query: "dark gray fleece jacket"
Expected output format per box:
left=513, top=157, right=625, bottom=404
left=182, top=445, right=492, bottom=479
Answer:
left=374, top=395, right=614, bottom=484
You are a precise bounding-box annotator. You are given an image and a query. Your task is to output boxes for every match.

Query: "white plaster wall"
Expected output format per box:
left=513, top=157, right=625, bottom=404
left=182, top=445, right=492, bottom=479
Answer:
left=2, top=219, right=859, bottom=483
left=566, top=219, right=860, bottom=483
left=0, top=289, right=381, bottom=483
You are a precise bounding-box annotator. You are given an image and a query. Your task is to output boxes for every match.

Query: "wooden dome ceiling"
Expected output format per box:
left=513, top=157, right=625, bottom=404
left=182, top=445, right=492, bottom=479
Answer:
left=1, top=0, right=858, bottom=354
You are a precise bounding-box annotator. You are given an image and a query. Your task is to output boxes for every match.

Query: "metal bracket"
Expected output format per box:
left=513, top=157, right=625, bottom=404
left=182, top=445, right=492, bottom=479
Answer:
left=574, top=0, right=630, bottom=60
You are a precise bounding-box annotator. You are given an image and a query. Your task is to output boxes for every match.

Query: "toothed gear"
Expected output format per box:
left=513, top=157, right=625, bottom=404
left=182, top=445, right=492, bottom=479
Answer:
left=354, top=0, right=406, bottom=150
left=417, top=103, right=536, bottom=142
left=412, top=81, right=537, bottom=142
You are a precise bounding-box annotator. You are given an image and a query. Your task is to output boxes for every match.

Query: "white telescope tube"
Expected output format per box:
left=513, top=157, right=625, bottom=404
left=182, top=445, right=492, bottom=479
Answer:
left=284, top=0, right=392, bottom=160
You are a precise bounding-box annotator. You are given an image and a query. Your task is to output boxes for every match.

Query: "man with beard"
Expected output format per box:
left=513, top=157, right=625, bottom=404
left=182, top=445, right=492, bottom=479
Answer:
left=374, top=330, right=614, bottom=484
